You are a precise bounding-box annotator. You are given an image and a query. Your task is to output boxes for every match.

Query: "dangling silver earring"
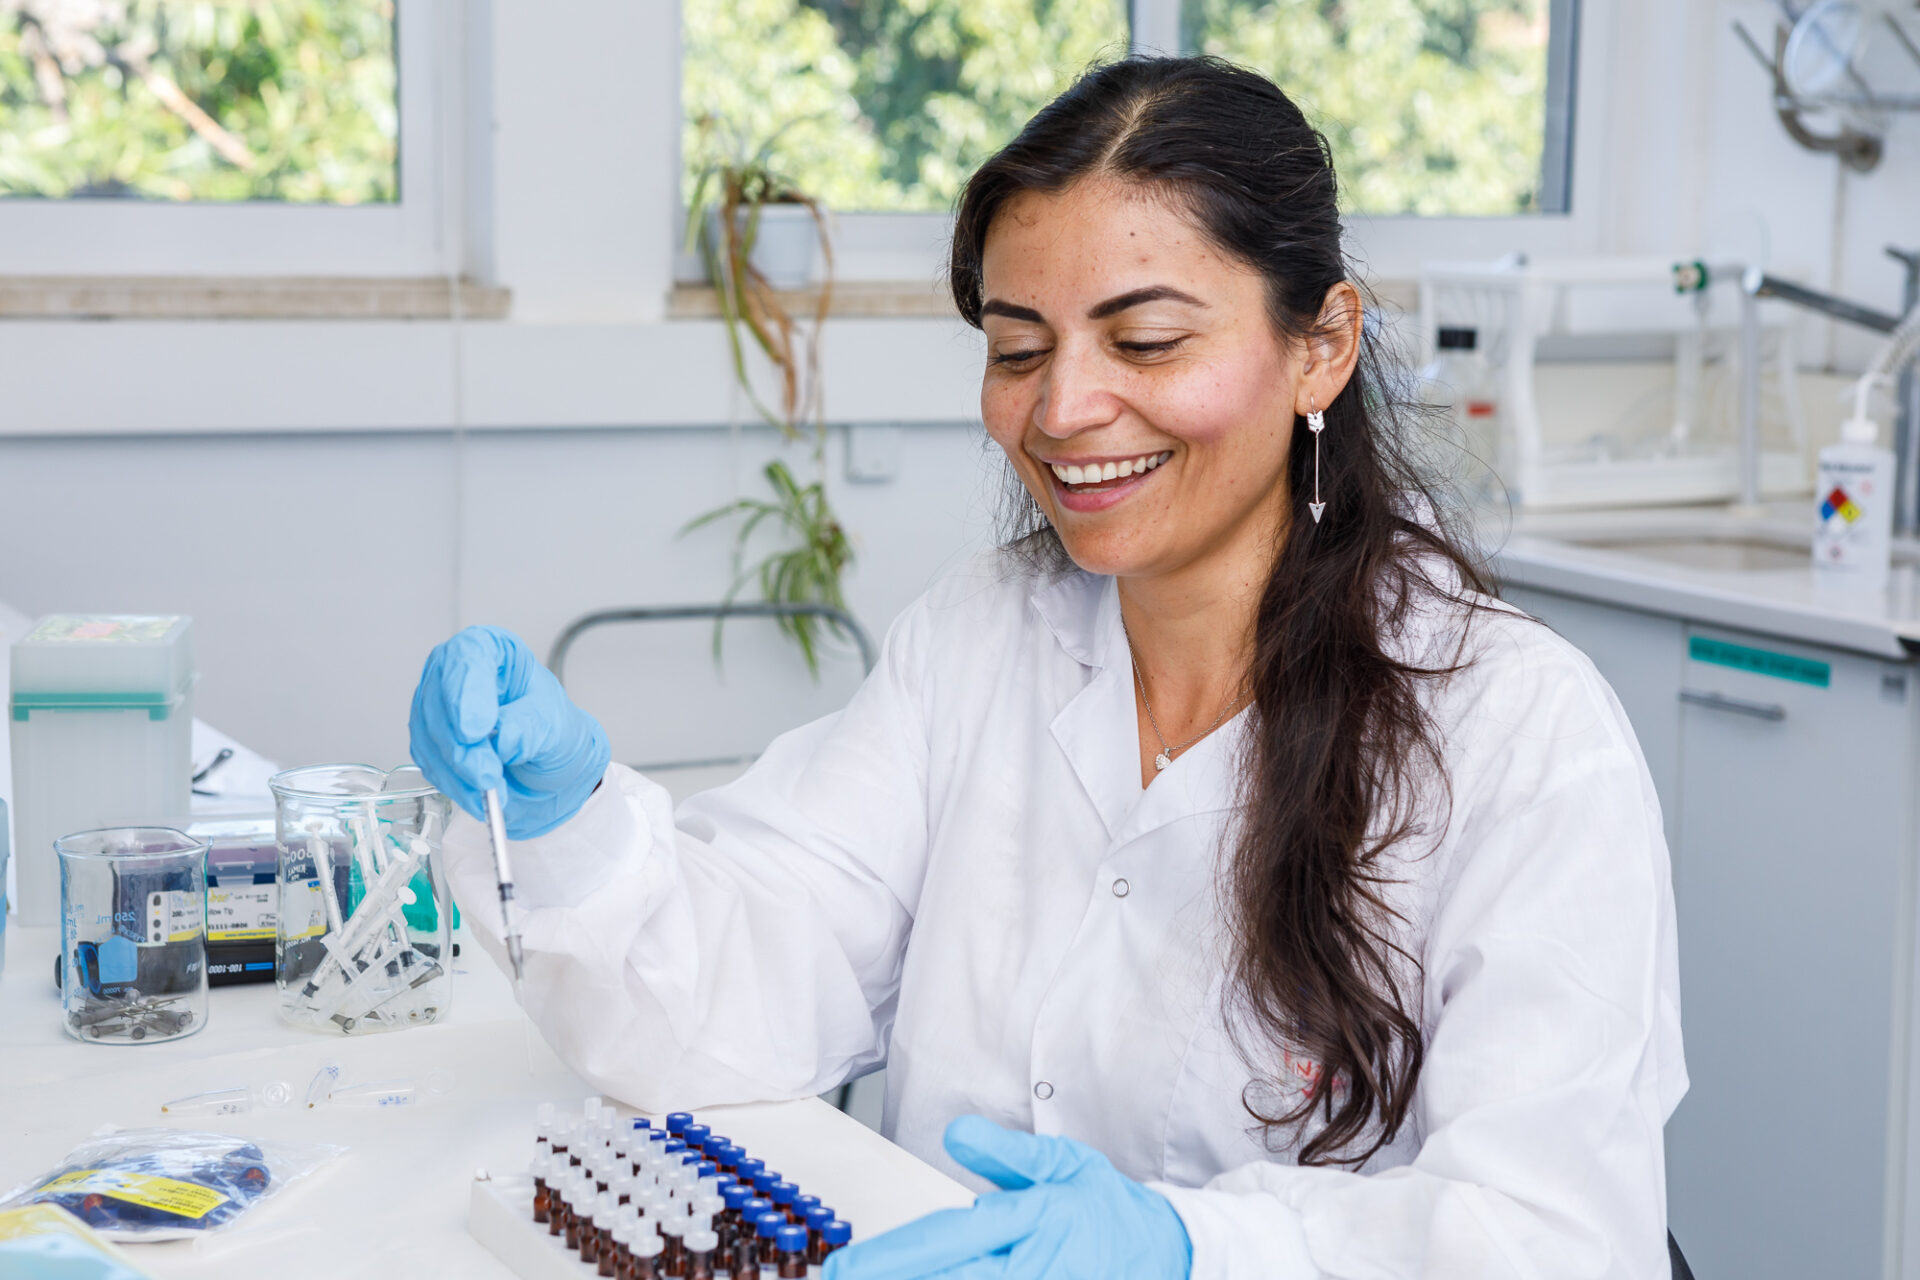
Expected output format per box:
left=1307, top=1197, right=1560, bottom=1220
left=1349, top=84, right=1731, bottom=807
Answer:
left=1306, top=406, right=1327, bottom=523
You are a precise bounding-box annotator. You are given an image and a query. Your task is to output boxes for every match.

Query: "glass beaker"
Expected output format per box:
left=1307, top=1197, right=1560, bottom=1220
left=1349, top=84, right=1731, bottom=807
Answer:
left=270, top=764, right=452, bottom=1034
left=56, top=826, right=210, bottom=1044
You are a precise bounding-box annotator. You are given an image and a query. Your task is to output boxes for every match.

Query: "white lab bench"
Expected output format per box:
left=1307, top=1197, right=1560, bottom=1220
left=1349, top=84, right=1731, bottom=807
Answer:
left=1492, top=504, right=1920, bottom=1280
left=0, top=923, right=970, bottom=1278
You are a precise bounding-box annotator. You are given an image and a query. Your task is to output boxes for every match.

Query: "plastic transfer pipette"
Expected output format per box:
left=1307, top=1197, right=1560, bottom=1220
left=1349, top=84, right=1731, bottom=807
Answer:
left=484, top=787, right=526, bottom=983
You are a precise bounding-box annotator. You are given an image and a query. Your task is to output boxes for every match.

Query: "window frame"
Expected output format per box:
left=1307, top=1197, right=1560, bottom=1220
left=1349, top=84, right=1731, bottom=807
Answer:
left=673, top=0, right=1594, bottom=288
left=0, top=2, right=458, bottom=278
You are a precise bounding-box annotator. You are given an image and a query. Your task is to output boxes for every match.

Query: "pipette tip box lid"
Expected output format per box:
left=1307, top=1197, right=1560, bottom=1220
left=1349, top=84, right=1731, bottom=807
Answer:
left=10, top=615, right=195, bottom=718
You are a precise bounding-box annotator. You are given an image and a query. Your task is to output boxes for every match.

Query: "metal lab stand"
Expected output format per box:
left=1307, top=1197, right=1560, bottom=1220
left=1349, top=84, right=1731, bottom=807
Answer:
left=548, top=601, right=878, bottom=1116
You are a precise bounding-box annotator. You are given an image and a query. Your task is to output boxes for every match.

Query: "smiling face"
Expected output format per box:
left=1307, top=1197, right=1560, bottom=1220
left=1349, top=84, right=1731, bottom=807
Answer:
left=978, top=177, right=1313, bottom=587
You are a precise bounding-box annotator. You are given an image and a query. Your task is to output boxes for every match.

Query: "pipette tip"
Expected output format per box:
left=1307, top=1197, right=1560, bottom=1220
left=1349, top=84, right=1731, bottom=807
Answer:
left=506, top=934, right=526, bottom=984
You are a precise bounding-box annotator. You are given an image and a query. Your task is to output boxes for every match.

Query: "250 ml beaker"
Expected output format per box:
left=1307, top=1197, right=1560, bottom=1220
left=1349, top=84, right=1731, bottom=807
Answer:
left=271, top=764, right=452, bottom=1034
left=57, top=827, right=209, bottom=1044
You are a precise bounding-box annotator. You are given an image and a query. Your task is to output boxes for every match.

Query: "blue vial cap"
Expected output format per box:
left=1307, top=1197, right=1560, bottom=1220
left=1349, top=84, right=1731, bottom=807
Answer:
left=630, top=1117, right=652, bottom=1132
left=794, top=1194, right=821, bottom=1216
left=665, top=1112, right=693, bottom=1134
left=681, top=1153, right=701, bottom=1168
left=696, top=1161, right=717, bottom=1178
left=805, top=1205, right=835, bottom=1232
left=769, top=1181, right=797, bottom=1206
left=705, top=1133, right=730, bottom=1151
left=743, top=1198, right=773, bottom=1219
left=756, top=1211, right=787, bottom=1239
left=823, top=1220, right=852, bottom=1246
left=662, top=1139, right=687, bottom=1156
left=723, top=1185, right=753, bottom=1210
left=736, top=1158, right=765, bottom=1181
left=647, top=1129, right=668, bottom=1146
left=777, top=1224, right=810, bottom=1253
left=752, top=1170, right=780, bottom=1192
left=683, top=1123, right=710, bottom=1148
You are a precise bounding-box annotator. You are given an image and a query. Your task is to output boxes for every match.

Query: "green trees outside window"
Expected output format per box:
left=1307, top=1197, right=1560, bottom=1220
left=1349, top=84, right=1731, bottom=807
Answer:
left=682, top=0, right=1558, bottom=218
left=0, top=0, right=396, bottom=202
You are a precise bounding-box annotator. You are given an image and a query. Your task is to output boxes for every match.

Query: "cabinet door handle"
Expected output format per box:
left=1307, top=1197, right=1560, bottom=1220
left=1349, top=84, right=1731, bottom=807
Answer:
left=1679, top=689, right=1788, bottom=722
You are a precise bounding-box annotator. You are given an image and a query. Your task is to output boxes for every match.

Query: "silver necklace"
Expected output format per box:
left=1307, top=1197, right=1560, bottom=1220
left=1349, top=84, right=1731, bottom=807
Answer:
left=1123, top=620, right=1249, bottom=771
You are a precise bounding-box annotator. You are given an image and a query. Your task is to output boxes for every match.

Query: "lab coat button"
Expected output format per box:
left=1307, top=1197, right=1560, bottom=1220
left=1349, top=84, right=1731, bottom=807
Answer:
left=1112, top=878, right=1130, bottom=898
left=1033, top=1081, right=1054, bottom=1100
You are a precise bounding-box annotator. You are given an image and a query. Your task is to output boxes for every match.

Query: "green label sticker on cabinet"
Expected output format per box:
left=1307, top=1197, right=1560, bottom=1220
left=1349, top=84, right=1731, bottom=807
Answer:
left=1688, top=636, right=1831, bottom=687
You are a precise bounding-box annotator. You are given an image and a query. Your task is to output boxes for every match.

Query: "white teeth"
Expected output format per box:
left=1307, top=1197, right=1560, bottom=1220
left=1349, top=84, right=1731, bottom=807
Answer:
left=1049, top=452, right=1171, bottom=487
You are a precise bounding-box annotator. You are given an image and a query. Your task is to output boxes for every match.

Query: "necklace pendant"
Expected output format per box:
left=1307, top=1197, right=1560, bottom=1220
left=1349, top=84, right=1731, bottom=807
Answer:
left=1154, top=752, right=1172, bottom=772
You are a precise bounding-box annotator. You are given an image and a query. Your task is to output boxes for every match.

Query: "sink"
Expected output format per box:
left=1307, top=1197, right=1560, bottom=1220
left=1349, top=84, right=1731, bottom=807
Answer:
left=1563, top=527, right=1920, bottom=572
left=1575, top=536, right=1813, bottom=573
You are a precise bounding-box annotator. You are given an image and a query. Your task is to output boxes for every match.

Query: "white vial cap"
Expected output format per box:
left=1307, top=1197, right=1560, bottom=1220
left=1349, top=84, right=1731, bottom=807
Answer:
left=598, top=1191, right=618, bottom=1217
left=632, top=1232, right=664, bottom=1259
left=584, top=1096, right=603, bottom=1123
left=686, top=1229, right=720, bottom=1253
left=660, top=1213, right=688, bottom=1237
left=537, top=1101, right=556, bottom=1130
left=612, top=1217, right=633, bottom=1247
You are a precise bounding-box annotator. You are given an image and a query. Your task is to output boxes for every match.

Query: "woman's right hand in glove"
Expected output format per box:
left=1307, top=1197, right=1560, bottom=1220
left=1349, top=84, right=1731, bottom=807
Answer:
left=409, top=625, right=611, bottom=839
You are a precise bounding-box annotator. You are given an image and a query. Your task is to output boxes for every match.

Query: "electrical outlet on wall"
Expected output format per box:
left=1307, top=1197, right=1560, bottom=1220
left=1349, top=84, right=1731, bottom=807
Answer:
left=846, top=424, right=903, bottom=483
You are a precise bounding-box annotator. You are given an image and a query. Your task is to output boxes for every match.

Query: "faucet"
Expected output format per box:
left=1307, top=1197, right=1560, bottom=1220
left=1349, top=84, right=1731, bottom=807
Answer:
left=1742, top=246, right=1920, bottom=534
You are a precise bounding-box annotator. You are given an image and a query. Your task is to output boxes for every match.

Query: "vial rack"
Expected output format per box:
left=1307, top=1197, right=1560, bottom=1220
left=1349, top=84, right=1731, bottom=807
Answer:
left=470, top=1101, right=853, bottom=1279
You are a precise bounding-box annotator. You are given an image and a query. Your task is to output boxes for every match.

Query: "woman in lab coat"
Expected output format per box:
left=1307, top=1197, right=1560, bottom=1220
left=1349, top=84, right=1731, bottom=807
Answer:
left=411, top=57, right=1684, bottom=1280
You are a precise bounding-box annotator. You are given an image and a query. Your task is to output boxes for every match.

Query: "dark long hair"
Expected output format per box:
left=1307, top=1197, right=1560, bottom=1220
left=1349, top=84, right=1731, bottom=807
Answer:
left=951, top=56, right=1493, bottom=1166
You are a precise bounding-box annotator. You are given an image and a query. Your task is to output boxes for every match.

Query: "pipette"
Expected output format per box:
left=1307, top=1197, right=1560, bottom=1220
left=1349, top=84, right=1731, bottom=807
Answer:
left=483, top=787, right=527, bottom=983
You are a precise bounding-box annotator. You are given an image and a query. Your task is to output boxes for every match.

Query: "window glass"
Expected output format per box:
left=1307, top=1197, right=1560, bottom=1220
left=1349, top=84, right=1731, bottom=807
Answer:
left=0, top=1, right=397, bottom=203
left=1181, top=0, right=1563, bottom=216
left=682, top=0, right=1129, bottom=214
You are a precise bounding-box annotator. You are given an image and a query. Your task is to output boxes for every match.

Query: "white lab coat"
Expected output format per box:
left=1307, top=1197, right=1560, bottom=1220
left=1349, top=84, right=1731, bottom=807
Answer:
left=443, top=553, right=1686, bottom=1279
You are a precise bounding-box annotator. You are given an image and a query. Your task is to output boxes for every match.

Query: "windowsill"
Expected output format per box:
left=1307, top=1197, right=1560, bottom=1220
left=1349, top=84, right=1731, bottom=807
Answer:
left=668, top=279, right=956, bottom=320
left=0, top=276, right=512, bottom=320
left=669, top=277, right=1418, bottom=320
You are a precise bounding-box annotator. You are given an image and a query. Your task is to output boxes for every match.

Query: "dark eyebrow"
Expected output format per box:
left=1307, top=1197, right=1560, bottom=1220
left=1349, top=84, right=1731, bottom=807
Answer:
left=1088, top=285, right=1207, bottom=319
left=979, top=299, right=1045, bottom=323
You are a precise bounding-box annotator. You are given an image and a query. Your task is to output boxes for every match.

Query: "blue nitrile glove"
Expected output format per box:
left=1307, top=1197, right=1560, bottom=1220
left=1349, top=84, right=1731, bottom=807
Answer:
left=824, top=1116, right=1192, bottom=1280
left=409, top=625, right=610, bottom=839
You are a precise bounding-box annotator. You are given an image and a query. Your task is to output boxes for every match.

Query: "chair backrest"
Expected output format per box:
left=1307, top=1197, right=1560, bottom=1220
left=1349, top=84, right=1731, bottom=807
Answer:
left=547, top=602, right=877, bottom=801
left=1669, top=1230, right=1695, bottom=1280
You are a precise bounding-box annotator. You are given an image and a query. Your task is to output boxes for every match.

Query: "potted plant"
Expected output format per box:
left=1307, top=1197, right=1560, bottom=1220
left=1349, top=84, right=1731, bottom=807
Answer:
left=682, top=114, right=853, bottom=677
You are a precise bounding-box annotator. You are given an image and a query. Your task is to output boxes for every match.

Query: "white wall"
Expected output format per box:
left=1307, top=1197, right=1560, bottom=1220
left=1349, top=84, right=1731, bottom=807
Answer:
left=0, top=424, right=996, bottom=769
left=3, top=0, right=1918, bottom=771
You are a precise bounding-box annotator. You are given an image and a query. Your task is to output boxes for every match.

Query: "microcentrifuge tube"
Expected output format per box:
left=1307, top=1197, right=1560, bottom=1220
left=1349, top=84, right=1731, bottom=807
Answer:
left=304, top=1063, right=342, bottom=1109
left=160, top=1079, right=292, bottom=1116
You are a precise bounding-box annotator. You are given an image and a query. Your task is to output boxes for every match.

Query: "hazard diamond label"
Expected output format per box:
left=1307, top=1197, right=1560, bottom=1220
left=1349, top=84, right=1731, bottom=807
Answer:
left=1820, top=486, right=1862, bottom=523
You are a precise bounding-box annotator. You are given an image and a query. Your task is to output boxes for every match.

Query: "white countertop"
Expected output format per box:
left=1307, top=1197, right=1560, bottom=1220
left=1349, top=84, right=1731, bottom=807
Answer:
left=0, top=925, right=969, bottom=1278
left=1488, top=503, right=1920, bottom=660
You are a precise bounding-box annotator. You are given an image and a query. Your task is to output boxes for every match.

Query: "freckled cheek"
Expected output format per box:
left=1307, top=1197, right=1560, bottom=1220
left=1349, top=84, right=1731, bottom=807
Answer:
left=979, top=383, right=1033, bottom=454
left=1142, top=365, right=1273, bottom=451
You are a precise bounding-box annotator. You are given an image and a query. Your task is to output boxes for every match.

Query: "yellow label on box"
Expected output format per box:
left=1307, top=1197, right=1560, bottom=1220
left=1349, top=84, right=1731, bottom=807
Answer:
left=36, top=1170, right=229, bottom=1220
left=207, top=882, right=276, bottom=941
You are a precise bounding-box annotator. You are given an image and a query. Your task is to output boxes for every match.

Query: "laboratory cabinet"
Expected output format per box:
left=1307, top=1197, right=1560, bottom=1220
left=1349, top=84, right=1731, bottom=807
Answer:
left=1505, top=584, right=1920, bottom=1280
